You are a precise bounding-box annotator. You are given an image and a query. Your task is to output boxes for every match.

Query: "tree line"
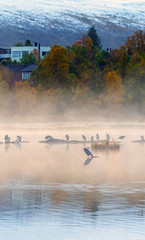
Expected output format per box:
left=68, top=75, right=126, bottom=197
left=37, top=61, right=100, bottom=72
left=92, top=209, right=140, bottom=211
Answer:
left=1, top=27, right=145, bottom=118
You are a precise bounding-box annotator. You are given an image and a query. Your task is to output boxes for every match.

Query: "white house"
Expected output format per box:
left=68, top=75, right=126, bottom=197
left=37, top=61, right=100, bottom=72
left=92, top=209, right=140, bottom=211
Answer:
left=11, top=45, right=50, bottom=61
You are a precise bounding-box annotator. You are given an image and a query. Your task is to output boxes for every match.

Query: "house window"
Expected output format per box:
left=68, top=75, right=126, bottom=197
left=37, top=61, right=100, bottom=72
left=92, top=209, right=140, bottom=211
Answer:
left=22, top=72, right=30, bottom=80
left=42, top=51, right=48, bottom=56
left=22, top=51, right=29, bottom=56
left=13, top=51, right=21, bottom=58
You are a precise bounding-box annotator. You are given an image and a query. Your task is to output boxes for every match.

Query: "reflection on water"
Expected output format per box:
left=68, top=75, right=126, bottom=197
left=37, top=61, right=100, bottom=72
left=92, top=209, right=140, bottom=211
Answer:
left=0, top=122, right=145, bottom=240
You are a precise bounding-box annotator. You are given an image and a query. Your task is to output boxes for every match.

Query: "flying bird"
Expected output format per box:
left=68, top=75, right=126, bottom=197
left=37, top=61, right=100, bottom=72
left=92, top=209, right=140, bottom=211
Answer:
left=82, top=135, right=86, bottom=141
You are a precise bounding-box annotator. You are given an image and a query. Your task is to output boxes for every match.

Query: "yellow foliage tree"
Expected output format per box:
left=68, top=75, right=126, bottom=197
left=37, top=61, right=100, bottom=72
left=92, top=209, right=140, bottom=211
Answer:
left=40, top=44, right=69, bottom=88
left=0, top=71, right=10, bottom=116
left=104, top=71, right=124, bottom=109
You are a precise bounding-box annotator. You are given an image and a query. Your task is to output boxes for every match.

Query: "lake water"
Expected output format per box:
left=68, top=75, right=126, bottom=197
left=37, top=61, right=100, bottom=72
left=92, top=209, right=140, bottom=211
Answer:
left=0, top=122, right=145, bottom=240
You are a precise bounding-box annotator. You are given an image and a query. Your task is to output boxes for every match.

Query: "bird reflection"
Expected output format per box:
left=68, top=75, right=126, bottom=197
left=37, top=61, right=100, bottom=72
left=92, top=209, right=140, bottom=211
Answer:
left=5, top=143, right=10, bottom=152
left=66, top=144, right=69, bottom=151
left=84, top=156, right=93, bottom=166
left=15, top=142, right=21, bottom=149
left=45, top=144, right=52, bottom=150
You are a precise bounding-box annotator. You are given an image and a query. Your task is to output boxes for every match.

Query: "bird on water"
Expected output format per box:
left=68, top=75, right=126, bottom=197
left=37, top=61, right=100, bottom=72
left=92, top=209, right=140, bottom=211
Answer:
left=140, top=136, right=144, bottom=141
left=65, top=134, right=69, bottom=141
left=5, top=135, right=10, bottom=143
left=118, top=136, right=125, bottom=140
left=96, top=133, right=99, bottom=141
left=45, top=135, right=53, bottom=140
left=83, top=147, right=98, bottom=158
left=82, top=135, right=86, bottom=141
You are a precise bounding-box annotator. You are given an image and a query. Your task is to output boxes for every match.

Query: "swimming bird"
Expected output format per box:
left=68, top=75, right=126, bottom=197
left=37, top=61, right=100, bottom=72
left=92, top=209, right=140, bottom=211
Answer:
left=82, top=135, right=86, bottom=141
left=5, top=135, right=10, bottom=143
left=140, top=136, right=144, bottom=141
left=118, top=136, right=125, bottom=140
left=96, top=133, right=99, bottom=141
left=65, top=134, right=69, bottom=141
left=91, top=136, right=94, bottom=142
left=45, top=135, right=53, bottom=140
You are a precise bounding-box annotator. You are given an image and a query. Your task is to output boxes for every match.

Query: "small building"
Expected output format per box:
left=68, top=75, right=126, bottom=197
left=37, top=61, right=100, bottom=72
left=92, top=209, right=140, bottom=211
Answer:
left=0, top=43, right=50, bottom=62
left=20, top=64, right=37, bottom=80
left=11, top=45, right=50, bottom=62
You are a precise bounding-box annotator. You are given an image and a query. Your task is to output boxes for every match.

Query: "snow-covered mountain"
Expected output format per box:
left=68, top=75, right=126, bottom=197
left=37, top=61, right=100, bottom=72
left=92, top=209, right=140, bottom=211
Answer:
left=0, top=0, right=145, bottom=48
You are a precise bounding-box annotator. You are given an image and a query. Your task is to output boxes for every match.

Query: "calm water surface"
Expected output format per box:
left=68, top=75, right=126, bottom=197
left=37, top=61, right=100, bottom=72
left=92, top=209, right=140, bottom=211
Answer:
left=0, top=122, right=145, bottom=240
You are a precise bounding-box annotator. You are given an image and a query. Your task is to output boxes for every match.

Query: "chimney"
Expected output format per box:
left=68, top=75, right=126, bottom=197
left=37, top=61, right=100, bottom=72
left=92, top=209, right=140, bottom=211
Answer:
left=38, top=43, right=40, bottom=53
left=35, top=42, right=37, bottom=47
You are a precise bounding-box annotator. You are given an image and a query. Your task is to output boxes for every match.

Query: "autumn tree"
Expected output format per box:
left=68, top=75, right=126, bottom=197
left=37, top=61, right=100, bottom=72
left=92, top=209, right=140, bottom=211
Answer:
left=125, top=30, right=145, bottom=56
left=39, top=44, right=70, bottom=88
left=32, top=48, right=40, bottom=63
left=104, top=71, right=124, bottom=109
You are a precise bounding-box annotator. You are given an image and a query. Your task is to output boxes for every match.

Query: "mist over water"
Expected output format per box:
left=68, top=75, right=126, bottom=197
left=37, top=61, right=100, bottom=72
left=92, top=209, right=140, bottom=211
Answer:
left=0, top=122, right=145, bottom=240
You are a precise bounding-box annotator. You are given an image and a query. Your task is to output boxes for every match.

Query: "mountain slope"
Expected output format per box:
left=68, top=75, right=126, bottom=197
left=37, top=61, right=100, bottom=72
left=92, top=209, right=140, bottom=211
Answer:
left=0, top=0, right=145, bottom=48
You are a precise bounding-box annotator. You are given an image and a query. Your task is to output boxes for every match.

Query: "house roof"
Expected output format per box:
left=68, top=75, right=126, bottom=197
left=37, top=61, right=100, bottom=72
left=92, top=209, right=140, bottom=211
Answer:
left=6, top=65, right=29, bottom=73
left=21, top=64, right=37, bottom=72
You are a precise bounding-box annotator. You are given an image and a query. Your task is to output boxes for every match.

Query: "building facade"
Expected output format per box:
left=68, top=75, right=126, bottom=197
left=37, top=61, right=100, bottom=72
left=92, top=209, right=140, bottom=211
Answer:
left=0, top=44, right=50, bottom=62
left=11, top=46, right=50, bottom=61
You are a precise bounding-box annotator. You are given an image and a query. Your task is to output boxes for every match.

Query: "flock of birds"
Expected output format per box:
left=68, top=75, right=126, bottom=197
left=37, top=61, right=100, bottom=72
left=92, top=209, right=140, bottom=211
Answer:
left=64, top=133, right=127, bottom=142
left=44, top=133, right=145, bottom=159
left=4, top=135, right=22, bottom=144
left=2, top=133, right=145, bottom=158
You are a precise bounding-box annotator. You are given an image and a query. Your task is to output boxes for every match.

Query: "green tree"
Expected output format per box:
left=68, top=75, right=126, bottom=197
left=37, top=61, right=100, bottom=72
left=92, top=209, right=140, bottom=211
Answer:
left=88, top=26, right=102, bottom=49
left=20, top=52, right=36, bottom=64
left=25, top=39, right=32, bottom=46
left=14, top=42, right=24, bottom=46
